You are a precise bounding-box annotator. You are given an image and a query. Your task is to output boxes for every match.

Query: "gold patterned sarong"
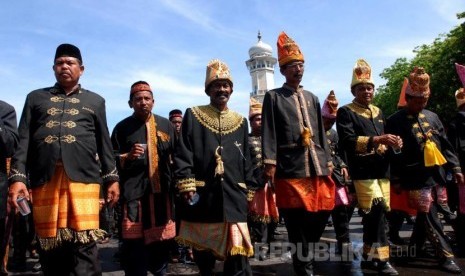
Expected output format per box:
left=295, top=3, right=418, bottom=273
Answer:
left=32, top=164, right=103, bottom=250
left=175, top=221, right=253, bottom=260
left=353, top=179, right=390, bottom=211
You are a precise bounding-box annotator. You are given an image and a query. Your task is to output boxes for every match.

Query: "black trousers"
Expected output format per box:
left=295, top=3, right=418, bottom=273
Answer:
left=387, top=210, right=408, bottom=240
left=193, top=249, right=252, bottom=276
left=331, top=205, right=354, bottom=245
left=121, top=239, right=170, bottom=276
left=39, top=241, right=101, bottom=276
left=410, top=203, right=454, bottom=260
left=454, top=213, right=465, bottom=253
left=248, top=219, right=277, bottom=245
left=361, top=201, right=389, bottom=260
left=280, top=208, right=331, bottom=276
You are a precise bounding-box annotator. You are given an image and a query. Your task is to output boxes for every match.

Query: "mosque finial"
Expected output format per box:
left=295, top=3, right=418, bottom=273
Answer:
left=257, top=30, right=262, bottom=42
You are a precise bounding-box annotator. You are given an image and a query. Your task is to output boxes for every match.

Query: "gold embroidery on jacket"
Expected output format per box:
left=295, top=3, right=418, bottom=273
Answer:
left=347, top=102, right=380, bottom=119
left=157, top=131, right=170, bottom=142
left=191, top=105, right=243, bottom=135
left=65, top=109, right=79, bottom=115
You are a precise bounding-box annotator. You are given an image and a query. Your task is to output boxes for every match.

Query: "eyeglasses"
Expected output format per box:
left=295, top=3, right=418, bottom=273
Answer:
left=286, top=62, right=305, bottom=70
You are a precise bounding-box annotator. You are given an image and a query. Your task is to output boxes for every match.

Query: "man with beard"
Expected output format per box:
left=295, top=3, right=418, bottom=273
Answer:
left=387, top=67, right=463, bottom=274
left=261, top=32, right=335, bottom=276
left=8, top=43, right=120, bottom=275
left=111, top=81, right=177, bottom=275
left=336, top=59, right=399, bottom=275
left=175, top=59, right=257, bottom=275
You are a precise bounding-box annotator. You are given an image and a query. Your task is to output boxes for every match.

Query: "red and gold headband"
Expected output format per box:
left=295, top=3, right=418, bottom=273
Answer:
left=130, top=83, right=152, bottom=95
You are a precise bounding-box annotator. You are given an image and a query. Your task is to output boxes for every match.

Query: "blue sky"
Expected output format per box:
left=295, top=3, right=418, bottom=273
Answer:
left=1, top=0, right=464, bottom=131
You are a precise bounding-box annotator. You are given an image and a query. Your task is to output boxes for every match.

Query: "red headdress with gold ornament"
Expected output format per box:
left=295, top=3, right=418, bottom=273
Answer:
left=277, top=32, right=304, bottom=67
left=406, top=67, right=430, bottom=98
left=321, top=90, right=338, bottom=119
left=455, top=63, right=465, bottom=108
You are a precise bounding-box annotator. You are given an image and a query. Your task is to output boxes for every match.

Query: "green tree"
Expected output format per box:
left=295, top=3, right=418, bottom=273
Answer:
left=374, top=13, right=465, bottom=123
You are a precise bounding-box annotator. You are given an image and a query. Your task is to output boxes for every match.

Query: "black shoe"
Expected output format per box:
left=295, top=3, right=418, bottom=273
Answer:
left=360, top=260, right=378, bottom=270
left=32, top=262, right=42, bottom=272
left=0, top=265, right=8, bottom=276
left=378, top=262, right=399, bottom=275
left=440, top=259, right=462, bottom=274
left=335, top=242, right=352, bottom=256
left=389, top=236, right=406, bottom=245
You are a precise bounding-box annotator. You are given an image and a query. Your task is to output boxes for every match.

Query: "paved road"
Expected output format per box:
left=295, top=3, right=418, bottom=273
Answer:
left=8, top=211, right=465, bottom=275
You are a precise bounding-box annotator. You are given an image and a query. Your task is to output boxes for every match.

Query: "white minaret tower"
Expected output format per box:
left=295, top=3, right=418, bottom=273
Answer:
left=245, top=31, right=277, bottom=103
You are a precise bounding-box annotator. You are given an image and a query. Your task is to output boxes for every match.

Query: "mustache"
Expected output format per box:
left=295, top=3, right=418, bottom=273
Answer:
left=214, top=91, right=230, bottom=97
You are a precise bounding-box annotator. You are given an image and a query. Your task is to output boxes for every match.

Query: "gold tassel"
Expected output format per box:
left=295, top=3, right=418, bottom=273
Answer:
left=214, top=146, right=224, bottom=176
left=424, top=139, right=447, bottom=167
left=302, top=126, right=311, bottom=146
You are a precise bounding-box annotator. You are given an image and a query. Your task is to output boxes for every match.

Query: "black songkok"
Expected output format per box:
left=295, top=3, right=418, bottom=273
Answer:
left=55, top=43, right=82, bottom=63
left=169, top=109, right=183, bottom=120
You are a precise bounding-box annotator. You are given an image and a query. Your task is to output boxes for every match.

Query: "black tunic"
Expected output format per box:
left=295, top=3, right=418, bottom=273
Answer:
left=0, top=100, right=19, bottom=218
left=386, top=108, right=461, bottom=190
left=174, top=105, right=257, bottom=223
left=111, top=114, right=175, bottom=226
left=336, top=101, right=390, bottom=180
left=326, top=128, right=347, bottom=186
left=261, top=84, right=332, bottom=179
left=447, top=111, right=465, bottom=169
left=9, top=84, right=119, bottom=187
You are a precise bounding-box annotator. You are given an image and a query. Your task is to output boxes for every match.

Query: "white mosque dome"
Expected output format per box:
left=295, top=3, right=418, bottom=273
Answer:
left=248, top=32, right=273, bottom=58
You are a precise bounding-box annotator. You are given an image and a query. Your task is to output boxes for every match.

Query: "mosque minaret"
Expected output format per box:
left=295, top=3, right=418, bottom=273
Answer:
left=245, top=31, right=277, bottom=103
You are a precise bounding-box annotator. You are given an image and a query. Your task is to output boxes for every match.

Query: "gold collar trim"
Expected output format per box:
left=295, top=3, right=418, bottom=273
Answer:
left=347, top=101, right=380, bottom=119
left=191, top=105, right=244, bottom=135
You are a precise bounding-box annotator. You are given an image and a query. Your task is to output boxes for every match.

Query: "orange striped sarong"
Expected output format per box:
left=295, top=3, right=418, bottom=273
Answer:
left=32, top=164, right=104, bottom=250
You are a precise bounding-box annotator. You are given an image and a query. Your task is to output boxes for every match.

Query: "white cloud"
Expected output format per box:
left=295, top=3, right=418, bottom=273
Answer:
left=427, top=0, right=465, bottom=24
left=158, top=0, right=247, bottom=40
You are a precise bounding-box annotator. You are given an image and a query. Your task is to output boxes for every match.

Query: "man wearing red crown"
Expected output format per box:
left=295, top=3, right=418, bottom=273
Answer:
left=321, top=90, right=355, bottom=257
left=261, top=32, right=335, bottom=276
left=387, top=67, right=463, bottom=274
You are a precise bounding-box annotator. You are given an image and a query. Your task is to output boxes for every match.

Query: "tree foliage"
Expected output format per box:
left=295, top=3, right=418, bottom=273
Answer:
left=374, top=13, right=465, bottom=123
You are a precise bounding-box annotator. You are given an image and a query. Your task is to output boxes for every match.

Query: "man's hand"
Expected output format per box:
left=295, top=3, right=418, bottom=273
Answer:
left=373, top=134, right=402, bottom=147
left=455, top=172, right=465, bottom=186
left=264, top=164, right=276, bottom=185
left=182, top=191, right=195, bottom=203
left=106, top=182, right=120, bottom=207
left=128, top=143, right=146, bottom=160
left=8, top=182, right=29, bottom=209
left=341, top=167, right=349, bottom=183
